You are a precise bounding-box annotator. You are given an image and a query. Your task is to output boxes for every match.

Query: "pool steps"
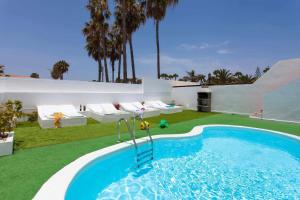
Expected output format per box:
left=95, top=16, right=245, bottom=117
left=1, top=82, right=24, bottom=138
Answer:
left=116, top=116, right=154, bottom=168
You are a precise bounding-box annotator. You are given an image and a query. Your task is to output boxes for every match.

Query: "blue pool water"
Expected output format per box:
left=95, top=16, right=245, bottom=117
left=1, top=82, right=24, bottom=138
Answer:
left=66, top=126, right=300, bottom=199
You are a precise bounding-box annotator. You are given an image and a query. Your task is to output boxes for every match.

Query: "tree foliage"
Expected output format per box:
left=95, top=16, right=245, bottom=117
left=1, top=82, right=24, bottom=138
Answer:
left=0, top=100, right=23, bottom=139
left=30, top=73, right=40, bottom=79
left=0, top=64, right=5, bottom=76
left=51, top=60, right=69, bottom=80
left=178, top=68, right=259, bottom=85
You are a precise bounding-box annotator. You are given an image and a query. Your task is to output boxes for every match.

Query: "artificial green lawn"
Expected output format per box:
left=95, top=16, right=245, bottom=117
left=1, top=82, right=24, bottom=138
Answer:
left=14, top=111, right=217, bottom=150
left=1, top=111, right=300, bottom=200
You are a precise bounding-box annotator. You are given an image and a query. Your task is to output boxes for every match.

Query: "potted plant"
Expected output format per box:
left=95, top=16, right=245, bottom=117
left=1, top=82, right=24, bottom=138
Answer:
left=0, top=100, right=22, bottom=156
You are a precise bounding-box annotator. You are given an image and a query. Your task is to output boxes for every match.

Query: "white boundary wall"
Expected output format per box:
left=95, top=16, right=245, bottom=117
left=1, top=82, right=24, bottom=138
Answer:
left=171, top=58, right=300, bottom=123
left=1, top=58, right=300, bottom=123
left=210, top=84, right=254, bottom=115
left=171, top=86, right=210, bottom=110
left=142, top=78, right=172, bottom=102
left=263, top=79, right=300, bottom=123
left=0, top=77, right=173, bottom=111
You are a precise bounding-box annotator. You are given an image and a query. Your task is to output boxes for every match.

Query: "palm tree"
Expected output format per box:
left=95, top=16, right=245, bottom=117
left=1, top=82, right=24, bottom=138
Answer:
left=186, top=70, right=197, bottom=82
left=51, top=60, right=69, bottom=80
left=160, top=73, right=169, bottom=80
left=115, top=1, right=146, bottom=83
left=179, top=70, right=205, bottom=83
left=108, top=25, right=123, bottom=82
left=0, top=64, right=5, bottom=76
left=197, top=74, right=206, bottom=84
left=30, top=73, right=39, bottom=78
left=126, top=1, right=146, bottom=82
left=263, top=66, right=270, bottom=73
left=167, top=74, right=174, bottom=80
left=85, top=0, right=111, bottom=82
left=145, top=0, right=178, bottom=79
left=172, top=73, right=178, bottom=80
left=108, top=22, right=123, bottom=82
left=212, top=68, right=233, bottom=84
left=51, top=67, right=61, bottom=80
left=83, top=20, right=103, bottom=82
left=116, top=0, right=128, bottom=82
left=255, top=66, right=262, bottom=78
left=234, top=71, right=243, bottom=78
left=237, top=74, right=256, bottom=84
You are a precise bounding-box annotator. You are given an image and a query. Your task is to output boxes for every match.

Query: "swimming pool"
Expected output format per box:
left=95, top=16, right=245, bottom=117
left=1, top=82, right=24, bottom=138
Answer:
left=65, top=126, right=300, bottom=199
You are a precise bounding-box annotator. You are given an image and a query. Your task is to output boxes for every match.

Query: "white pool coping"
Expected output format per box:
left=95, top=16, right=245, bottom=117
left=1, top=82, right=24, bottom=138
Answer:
left=33, top=124, right=300, bottom=200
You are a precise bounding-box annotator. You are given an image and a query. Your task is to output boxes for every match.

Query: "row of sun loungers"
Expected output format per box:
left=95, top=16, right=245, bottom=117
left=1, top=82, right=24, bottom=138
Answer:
left=37, top=101, right=183, bottom=129
left=37, top=105, right=87, bottom=129
left=86, top=103, right=131, bottom=123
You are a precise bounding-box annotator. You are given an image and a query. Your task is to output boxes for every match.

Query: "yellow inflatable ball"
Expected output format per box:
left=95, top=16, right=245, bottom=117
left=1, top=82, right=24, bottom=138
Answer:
left=140, top=121, right=150, bottom=130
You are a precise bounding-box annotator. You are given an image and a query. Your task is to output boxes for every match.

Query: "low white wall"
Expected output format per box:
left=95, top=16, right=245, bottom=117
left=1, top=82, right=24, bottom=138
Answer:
left=170, top=80, right=200, bottom=87
left=263, top=79, right=300, bottom=123
left=171, top=84, right=255, bottom=114
left=1, top=77, right=142, bottom=93
left=210, top=85, right=254, bottom=115
left=0, top=77, right=173, bottom=111
left=0, top=77, right=144, bottom=111
left=143, top=78, right=172, bottom=103
left=171, top=86, right=210, bottom=110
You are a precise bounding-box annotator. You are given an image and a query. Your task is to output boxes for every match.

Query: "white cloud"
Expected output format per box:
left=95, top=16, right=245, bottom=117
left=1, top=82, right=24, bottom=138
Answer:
left=178, top=40, right=231, bottom=51
left=136, top=53, right=273, bottom=78
left=137, top=54, right=198, bottom=69
left=178, top=43, right=210, bottom=50
left=136, top=54, right=223, bottom=76
left=217, top=49, right=232, bottom=54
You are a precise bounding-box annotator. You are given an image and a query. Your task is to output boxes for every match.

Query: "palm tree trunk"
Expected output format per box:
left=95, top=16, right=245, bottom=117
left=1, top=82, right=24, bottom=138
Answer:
left=121, top=0, right=128, bottom=82
left=156, top=20, right=160, bottom=79
left=117, top=56, right=121, bottom=81
left=129, top=35, right=136, bottom=83
left=97, top=45, right=102, bottom=82
left=111, top=60, right=115, bottom=82
left=98, top=59, right=102, bottom=82
left=102, top=32, right=109, bottom=82
left=102, top=65, right=104, bottom=82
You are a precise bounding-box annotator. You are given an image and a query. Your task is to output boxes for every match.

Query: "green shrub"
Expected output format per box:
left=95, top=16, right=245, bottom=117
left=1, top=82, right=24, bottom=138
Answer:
left=0, top=100, right=23, bottom=139
left=27, top=111, right=38, bottom=122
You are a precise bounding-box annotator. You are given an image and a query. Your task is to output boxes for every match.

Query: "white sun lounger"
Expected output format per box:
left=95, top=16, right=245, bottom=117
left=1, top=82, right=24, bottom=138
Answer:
left=37, top=105, right=87, bottom=129
left=86, top=103, right=131, bottom=122
left=145, top=100, right=183, bottom=114
left=120, top=102, right=160, bottom=118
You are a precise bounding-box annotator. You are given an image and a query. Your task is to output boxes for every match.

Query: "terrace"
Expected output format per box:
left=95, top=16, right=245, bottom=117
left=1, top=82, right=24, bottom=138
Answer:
left=1, top=111, right=300, bottom=199
left=1, top=0, right=300, bottom=199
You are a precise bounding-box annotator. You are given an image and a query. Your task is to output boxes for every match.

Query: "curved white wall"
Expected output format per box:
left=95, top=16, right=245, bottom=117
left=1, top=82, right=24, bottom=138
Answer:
left=210, top=84, right=254, bottom=115
left=263, top=79, right=300, bottom=123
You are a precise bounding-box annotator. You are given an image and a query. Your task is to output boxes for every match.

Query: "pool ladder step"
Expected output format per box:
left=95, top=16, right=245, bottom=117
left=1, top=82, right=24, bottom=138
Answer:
left=137, top=148, right=153, bottom=164
left=116, top=116, right=154, bottom=168
left=137, top=148, right=153, bottom=157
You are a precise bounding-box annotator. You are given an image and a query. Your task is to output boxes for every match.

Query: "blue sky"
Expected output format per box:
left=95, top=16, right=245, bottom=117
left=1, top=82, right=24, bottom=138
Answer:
left=0, top=0, right=300, bottom=80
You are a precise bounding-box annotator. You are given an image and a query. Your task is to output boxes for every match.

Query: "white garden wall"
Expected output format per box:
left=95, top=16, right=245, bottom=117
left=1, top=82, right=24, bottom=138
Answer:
left=210, top=84, right=255, bottom=115
left=171, top=58, right=300, bottom=123
left=0, top=77, right=173, bottom=112
left=263, top=79, right=300, bottom=123
left=171, top=86, right=210, bottom=110
left=1, top=58, right=300, bottom=123
left=143, top=78, right=173, bottom=102
left=0, top=77, right=144, bottom=111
